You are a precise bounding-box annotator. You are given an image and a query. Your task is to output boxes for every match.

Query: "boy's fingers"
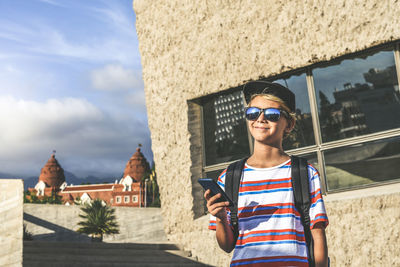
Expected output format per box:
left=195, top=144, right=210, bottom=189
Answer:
left=209, top=200, right=228, bottom=212
left=211, top=207, right=224, bottom=215
left=204, top=189, right=211, bottom=199
left=209, top=193, right=221, bottom=204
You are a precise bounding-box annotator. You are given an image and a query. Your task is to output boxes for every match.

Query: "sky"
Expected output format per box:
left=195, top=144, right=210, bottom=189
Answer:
left=0, top=0, right=153, bottom=179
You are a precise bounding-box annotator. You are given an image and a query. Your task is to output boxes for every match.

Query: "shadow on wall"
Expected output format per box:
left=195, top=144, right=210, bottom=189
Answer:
left=23, top=213, right=91, bottom=242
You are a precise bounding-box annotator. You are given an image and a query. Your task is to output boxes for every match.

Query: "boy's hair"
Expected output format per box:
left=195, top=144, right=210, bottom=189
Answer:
left=248, top=94, right=296, bottom=138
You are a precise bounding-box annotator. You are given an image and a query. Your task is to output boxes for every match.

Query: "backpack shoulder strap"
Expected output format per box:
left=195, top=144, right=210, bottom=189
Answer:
left=291, top=155, right=314, bottom=267
left=225, top=157, right=247, bottom=241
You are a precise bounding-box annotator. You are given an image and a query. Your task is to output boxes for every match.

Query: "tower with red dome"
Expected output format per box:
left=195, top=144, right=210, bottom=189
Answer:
left=38, top=153, right=65, bottom=188
left=122, top=147, right=150, bottom=182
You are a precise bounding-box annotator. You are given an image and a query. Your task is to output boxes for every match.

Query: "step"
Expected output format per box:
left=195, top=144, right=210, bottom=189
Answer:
left=24, top=260, right=209, bottom=267
left=23, top=249, right=195, bottom=262
left=23, top=241, right=182, bottom=250
left=24, top=246, right=191, bottom=258
left=22, top=241, right=212, bottom=266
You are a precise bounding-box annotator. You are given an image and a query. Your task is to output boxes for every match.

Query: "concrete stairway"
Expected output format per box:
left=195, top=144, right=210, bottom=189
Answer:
left=23, top=241, right=211, bottom=267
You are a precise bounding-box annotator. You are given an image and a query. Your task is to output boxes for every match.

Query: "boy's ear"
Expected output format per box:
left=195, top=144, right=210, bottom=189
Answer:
left=286, top=119, right=295, bottom=133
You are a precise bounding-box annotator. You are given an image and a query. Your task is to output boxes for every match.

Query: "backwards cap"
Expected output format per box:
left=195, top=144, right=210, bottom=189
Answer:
left=243, top=81, right=296, bottom=112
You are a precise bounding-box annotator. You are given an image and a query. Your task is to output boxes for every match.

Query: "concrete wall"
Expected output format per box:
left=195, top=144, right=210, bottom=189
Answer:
left=133, top=0, right=400, bottom=266
left=24, top=204, right=167, bottom=243
left=0, top=179, right=23, bottom=267
left=324, top=184, right=400, bottom=266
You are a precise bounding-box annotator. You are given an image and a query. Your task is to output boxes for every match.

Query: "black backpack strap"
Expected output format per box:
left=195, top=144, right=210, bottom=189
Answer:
left=291, top=156, right=314, bottom=267
left=225, top=157, right=247, bottom=241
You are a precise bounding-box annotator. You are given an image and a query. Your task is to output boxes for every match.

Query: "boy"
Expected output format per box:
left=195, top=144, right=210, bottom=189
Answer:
left=205, top=81, right=329, bottom=266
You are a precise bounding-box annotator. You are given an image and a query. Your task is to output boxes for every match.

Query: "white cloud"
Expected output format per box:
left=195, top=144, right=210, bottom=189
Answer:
left=0, top=96, right=151, bottom=177
left=90, top=2, right=136, bottom=35
left=91, top=64, right=142, bottom=91
left=0, top=12, right=139, bottom=66
left=0, top=96, right=102, bottom=143
left=37, top=0, right=66, bottom=8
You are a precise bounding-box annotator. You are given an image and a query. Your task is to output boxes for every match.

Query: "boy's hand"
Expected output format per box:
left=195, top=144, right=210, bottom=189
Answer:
left=204, top=189, right=230, bottom=221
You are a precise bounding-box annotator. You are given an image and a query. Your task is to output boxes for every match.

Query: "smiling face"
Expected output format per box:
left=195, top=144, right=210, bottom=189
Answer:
left=247, top=95, right=292, bottom=147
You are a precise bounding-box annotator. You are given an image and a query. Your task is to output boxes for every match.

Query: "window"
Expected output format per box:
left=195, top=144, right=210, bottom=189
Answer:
left=273, top=73, right=316, bottom=150
left=202, top=89, right=250, bottom=166
left=124, top=196, right=130, bottom=203
left=116, top=196, right=121, bottom=203
left=196, top=42, right=400, bottom=194
left=324, top=136, right=400, bottom=190
left=313, top=49, right=399, bottom=142
left=132, top=195, right=138, bottom=203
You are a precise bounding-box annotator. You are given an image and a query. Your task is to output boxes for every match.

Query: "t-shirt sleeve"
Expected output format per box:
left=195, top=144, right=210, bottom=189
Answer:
left=308, top=164, right=329, bottom=229
left=208, top=168, right=230, bottom=230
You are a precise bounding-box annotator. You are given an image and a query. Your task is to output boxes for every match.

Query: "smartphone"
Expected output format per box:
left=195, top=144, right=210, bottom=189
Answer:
left=198, top=178, right=233, bottom=207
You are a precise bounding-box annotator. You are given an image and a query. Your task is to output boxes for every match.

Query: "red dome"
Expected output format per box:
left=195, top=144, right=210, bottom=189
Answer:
left=38, top=154, right=65, bottom=188
left=123, top=147, right=150, bottom=182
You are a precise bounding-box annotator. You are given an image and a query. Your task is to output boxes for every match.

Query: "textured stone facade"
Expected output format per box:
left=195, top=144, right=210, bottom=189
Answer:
left=0, top=179, right=23, bottom=267
left=133, top=1, right=400, bottom=266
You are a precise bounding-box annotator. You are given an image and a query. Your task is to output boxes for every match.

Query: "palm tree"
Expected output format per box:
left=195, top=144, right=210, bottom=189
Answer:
left=77, top=199, right=119, bottom=242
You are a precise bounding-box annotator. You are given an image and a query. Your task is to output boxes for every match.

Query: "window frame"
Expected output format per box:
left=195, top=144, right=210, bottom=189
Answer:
left=199, top=41, right=400, bottom=194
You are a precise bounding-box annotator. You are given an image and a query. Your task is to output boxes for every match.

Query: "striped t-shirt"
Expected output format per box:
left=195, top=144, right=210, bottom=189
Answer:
left=209, top=159, right=329, bottom=267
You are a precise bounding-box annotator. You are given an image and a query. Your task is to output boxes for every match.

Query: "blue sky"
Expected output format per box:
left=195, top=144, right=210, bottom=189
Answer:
left=0, top=0, right=152, bottom=178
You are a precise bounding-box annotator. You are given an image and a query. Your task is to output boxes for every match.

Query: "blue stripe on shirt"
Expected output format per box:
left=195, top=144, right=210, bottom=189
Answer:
left=239, top=204, right=295, bottom=213
left=238, top=231, right=304, bottom=240
left=239, top=188, right=292, bottom=196
left=239, top=213, right=301, bottom=223
left=310, top=198, right=323, bottom=208
left=235, top=240, right=307, bottom=249
left=240, top=180, right=291, bottom=187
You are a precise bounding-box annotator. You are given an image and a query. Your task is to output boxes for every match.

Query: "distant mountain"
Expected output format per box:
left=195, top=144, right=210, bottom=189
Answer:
left=23, top=176, right=39, bottom=190
left=0, top=171, right=19, bottom=179
left=1, top=171, right=118, bottom=190
left=65, top=172, right=117, bottom=186
left=83, top=175, right=119, bottom=185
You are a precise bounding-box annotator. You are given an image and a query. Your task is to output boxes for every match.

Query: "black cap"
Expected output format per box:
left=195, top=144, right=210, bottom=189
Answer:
left=243, top=81, right=296, bottom=112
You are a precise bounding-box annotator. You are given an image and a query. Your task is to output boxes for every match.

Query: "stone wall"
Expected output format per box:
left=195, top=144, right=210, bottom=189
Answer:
left=324, top=186, right=400, bottom=266
left=0, top=179, right=23, bottom=267
left=133, top=0, right=400, bottom=266
left=24, top=204, right=167, bottom=243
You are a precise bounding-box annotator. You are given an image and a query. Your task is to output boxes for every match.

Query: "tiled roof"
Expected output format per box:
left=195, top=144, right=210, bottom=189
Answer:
left=62, top=184, right=115, bottom=192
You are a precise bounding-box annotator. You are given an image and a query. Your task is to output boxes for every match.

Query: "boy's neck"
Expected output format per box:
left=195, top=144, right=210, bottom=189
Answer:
left=247, top=142, right=289, bottom=168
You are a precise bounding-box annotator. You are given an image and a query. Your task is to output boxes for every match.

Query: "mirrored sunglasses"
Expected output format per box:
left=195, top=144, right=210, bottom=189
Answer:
left=245, top=107, right=289, bottom=122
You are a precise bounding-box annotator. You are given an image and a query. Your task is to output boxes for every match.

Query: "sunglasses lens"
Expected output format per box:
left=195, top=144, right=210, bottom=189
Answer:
left=264, top=108, right=281, bottom=122
left=245, top=107, right=261, bottom=120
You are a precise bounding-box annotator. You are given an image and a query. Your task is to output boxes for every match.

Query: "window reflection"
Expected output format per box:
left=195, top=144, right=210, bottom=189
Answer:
left=203, top=90, right=250, bottom=165
left=313, top=50, right=400, bottom=142
left=273, top=74, right=316, bottom=149
left=298, top=152, right=319, bottom=171
left=205, top=168, right=226, bottom=181
left=324, top=136, right=400, bottom=190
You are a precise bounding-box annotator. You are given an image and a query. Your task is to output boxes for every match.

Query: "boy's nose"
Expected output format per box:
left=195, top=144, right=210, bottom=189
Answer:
left=257, top=112, right=267, bottom=122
